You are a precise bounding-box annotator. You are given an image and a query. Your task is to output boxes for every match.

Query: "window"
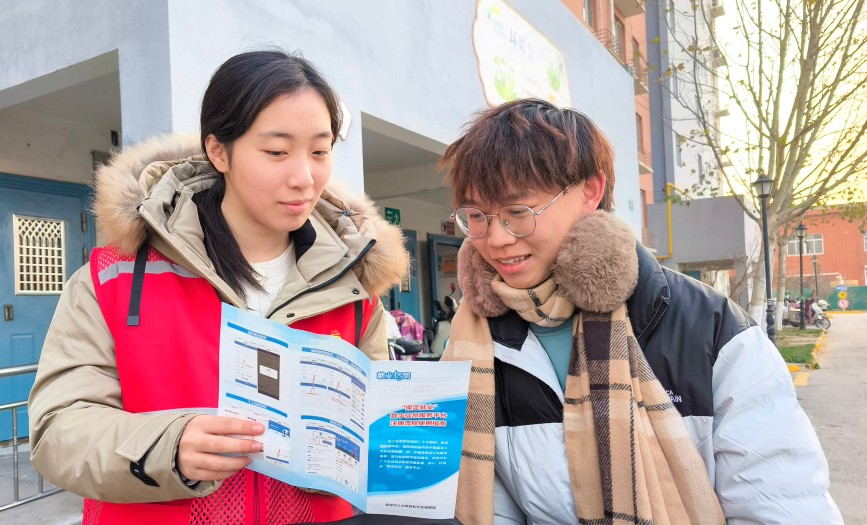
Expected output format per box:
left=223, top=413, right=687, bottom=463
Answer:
left=864, top=233, right=867, bottom=251
left=636, top=114, right=644, bottom=150
left=585, top=0, right=596, bottom=29
left=787, top=233, right=824, bottom=256
left=697, top=154, right=704, bottom=180
left=13, top=214, right=66, bottom=294
left=632, top=38, right=642, bottom=73
left=675, top=133, right=683, bottom=166
left=669, top=0, right=676, bottom=27
left=614, top=18, right=626, bottom=62
left=640, top=189, right=648, bottom=225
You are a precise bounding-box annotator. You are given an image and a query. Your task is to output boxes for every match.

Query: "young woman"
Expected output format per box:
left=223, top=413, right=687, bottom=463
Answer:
left=440, top=98, right=841, bottom=525
left=28, top=50, right=408, bottom=525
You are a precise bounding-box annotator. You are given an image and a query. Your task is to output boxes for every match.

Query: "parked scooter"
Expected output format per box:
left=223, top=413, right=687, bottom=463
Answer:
left=422, top=284, right=460, bottom=361
left=811, top=300, right=831, bottom=329
left=387, top=338, right=425, bottom=360
left=781, top=297, right=831, bottom=329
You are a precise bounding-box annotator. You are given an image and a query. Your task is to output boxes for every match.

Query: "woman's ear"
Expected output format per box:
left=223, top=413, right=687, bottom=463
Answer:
left=580, top=172, right=607, bottom=212
left=204, top=134, right=229, bottom=173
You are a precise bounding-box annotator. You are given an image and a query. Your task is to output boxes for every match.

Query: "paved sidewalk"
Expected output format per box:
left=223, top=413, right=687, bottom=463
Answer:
left=796, top=312, right=867, bottom=524
left=0, top=443, right=82, bottom=525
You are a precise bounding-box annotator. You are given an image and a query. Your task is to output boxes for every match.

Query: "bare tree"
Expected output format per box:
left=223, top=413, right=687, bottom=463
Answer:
left=657, top=0, right=867, bottom=324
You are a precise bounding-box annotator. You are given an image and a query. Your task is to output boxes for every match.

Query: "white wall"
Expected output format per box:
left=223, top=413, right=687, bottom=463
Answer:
left=0, top=107, right=111, bottom=184
left=373, top=197, right=454, bottom=244
left=1, top=0, right=643, bottom=233
left=374, top=195, right=458, bottom=326
left=0, top=0, right=174, bottom=144
left=161, top=0, right=642, bottom=232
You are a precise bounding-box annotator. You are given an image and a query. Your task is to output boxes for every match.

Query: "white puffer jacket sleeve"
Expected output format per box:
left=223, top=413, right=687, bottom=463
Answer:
left=711, top=326, right=843, bottom=524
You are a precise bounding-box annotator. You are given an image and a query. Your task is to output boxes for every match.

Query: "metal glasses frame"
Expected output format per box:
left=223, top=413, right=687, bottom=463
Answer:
left=451, top=187, right=570, bottom=239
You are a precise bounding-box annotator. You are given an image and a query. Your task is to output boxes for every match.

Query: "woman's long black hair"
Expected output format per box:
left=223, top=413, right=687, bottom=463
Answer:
left=193, top=50, right=342, bottom=298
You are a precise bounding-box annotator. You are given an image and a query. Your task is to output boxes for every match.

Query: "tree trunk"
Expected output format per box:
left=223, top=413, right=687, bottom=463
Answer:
left=774, top=234, right=788, bottom=331
left=748, top=238, right=769, bottom=327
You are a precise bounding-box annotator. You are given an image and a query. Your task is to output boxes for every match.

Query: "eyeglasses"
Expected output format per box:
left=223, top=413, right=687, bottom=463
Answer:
left=451, top=187, right=570, bottom=239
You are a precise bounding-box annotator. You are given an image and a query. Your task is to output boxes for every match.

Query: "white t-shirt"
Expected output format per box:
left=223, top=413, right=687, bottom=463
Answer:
left=242, top=244, right=294, bottom=316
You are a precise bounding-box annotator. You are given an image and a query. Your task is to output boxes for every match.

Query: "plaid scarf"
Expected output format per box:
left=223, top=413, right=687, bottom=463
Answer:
left=490, top=275, right=574, bottom=327
left=444, top=275, right=724, bottom=525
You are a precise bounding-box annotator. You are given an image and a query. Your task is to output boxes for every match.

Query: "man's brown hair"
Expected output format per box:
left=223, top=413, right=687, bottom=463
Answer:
left=441, top=98, right=615, bottom=211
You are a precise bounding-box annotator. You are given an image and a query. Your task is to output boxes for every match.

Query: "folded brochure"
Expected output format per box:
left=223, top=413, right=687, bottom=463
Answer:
left=218, top=303, right=471, bottom=519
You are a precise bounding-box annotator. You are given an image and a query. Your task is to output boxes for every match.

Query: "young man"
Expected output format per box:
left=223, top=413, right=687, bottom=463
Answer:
left=440, top=98, right=842, bottom=525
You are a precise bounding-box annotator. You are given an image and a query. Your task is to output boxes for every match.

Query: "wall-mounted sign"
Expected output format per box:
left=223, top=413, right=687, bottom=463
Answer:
left=473, top=0, right=571, bottom=107
left=384, top=207, right=400, bottom=226
left=441, top=220, right=456, bottom=236
left=438, top=253, right=458, bottom=278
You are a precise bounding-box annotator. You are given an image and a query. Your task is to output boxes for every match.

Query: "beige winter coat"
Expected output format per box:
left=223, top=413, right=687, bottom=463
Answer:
left=28, top=134, right=408, bottom=503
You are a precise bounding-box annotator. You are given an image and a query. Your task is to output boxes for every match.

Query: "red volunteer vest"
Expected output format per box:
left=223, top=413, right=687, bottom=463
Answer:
left=85, top=245, right=374, bottom=525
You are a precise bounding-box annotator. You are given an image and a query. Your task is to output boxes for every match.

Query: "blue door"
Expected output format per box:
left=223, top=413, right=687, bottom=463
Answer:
left=0, top=174, right=94, bottom=440
left=388, top=229, right=421, bottom=322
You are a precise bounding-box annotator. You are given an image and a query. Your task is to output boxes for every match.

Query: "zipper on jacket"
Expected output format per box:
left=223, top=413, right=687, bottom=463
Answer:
left=265, top=239, right=376, bottom=320
left=636, top=295, right=670, bottom=347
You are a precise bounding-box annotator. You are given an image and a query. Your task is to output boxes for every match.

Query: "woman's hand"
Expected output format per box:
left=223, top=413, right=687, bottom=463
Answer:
left=177, top=415, right=265, bottom=482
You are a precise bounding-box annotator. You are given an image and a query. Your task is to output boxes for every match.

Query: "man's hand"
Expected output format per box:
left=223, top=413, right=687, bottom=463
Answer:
left=177, top=415, right=264, bottom=482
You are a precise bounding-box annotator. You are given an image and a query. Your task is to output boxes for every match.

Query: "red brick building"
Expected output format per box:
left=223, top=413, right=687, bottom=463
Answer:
left=784, top=206, right=867, bottom=296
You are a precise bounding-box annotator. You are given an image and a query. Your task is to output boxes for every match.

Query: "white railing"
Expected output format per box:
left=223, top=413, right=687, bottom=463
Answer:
left=0, top=363, right=61, bottom=511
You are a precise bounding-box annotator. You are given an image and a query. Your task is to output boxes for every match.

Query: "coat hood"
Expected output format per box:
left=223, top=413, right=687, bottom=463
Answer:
left=92, top=133, right=408, bottom=297
left=458, top=210, right=640, bottom=316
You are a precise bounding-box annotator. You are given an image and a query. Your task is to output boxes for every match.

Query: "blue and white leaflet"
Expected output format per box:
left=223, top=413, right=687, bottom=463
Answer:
left=217, top=304, right=471, bottom=519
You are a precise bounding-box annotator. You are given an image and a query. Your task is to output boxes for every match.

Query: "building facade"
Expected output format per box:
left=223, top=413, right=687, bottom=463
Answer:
left=783, top=207, right=867, bottom=303
left=561, top=0, right=654, bottom=243
left=643, top=0, right=759, bottom=308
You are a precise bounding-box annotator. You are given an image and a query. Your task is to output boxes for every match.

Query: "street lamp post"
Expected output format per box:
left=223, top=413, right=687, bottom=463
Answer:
left=753, top=175, right=775, bottom=343
left=796, top=222, right=807, bottom=330
left=812, top=254, right=819, bottom=300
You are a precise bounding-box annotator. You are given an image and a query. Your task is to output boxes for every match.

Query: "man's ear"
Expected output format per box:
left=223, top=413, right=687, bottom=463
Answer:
left=580, top=172, right=607, bottom=212
left=204, top=134, right=229, bottom=173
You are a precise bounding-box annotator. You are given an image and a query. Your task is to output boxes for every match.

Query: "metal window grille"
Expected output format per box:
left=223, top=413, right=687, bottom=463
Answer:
left=13, top=215, right=66, bottom=294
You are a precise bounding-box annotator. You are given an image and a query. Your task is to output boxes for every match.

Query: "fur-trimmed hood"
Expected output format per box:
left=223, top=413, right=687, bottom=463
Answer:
left=92, top=133, right=408, bottom=297
left=458, top=211, right=639, bottom=315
